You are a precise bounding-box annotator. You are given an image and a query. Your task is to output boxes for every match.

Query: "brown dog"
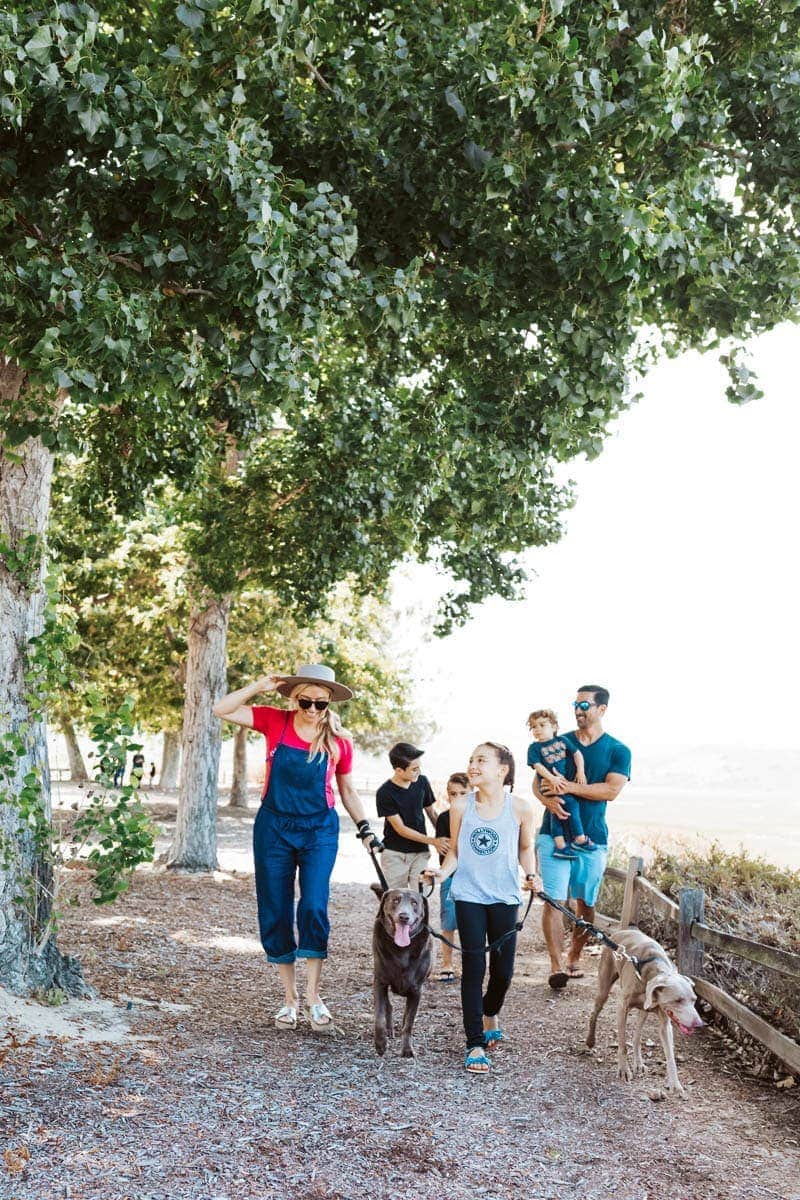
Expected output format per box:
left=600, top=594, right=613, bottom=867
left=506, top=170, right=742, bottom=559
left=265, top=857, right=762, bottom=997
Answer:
left=586, top=927, right=704, bottom=1097
left=372, top=888, right=432, bottom=1057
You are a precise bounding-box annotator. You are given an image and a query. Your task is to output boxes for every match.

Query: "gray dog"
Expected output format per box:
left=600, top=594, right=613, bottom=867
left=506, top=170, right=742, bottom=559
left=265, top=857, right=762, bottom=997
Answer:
left=372, top=888, right=432, bottom=1057
left=587, top=927, right=704, bottom=1096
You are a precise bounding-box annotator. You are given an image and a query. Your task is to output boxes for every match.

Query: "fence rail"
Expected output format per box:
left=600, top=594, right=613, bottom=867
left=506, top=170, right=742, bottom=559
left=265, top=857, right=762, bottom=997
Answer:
left=599, top=855, right=800, bottom=1075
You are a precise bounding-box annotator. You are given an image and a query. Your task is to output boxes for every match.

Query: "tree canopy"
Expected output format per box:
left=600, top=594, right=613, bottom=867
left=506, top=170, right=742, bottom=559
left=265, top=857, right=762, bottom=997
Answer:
left=4, top=0, right=798, bottom=617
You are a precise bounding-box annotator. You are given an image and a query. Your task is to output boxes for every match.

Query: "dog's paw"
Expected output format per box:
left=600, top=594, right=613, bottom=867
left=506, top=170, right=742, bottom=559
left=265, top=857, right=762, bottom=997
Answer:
left=374, top=1032, right=387, bottom=1057
left=400, top=1040, right=416, bottom=1058
left=586, top=1033, right=596, bottom=1049
left=618, top=1060, right=634, bottom=1082
left=664, top=1082, right=687, bottom=1099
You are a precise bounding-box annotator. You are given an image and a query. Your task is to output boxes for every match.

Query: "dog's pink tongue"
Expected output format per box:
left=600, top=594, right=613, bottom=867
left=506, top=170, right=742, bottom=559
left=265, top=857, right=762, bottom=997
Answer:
left=393, top=924, right=411, bottom=948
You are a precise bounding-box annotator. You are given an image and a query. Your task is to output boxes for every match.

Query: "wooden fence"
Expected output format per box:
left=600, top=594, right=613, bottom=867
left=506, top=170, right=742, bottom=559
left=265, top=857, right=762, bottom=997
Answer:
left=597, top=855, right=800, bottom=1076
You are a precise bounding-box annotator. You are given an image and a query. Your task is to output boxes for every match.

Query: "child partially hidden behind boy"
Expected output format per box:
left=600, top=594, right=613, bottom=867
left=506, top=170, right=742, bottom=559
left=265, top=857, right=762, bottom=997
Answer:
left=433, top=772, right=469, bottom=981
left=527, top=709, right=597, bottom=859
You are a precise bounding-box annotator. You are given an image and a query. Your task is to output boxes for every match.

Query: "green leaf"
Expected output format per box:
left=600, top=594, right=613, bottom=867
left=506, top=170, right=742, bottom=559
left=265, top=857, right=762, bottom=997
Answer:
left=80, top=72, right=109, bottom=95
left=23, top=26, right=52, bottom=65
left=444, top=87, right=466, bottom=120
left=176, top=4, right=204, bottom=29
left=77, top=108, right=104, bottom=137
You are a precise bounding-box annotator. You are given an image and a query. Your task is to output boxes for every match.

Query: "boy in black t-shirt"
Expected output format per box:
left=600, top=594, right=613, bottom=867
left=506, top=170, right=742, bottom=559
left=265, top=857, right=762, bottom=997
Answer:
left=433, top=772, right=468, bottom=981
left=375, top=742, right=448, bottom=890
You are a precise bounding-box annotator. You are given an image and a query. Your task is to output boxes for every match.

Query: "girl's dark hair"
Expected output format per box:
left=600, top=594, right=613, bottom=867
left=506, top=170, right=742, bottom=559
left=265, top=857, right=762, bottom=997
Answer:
left=482, top=742, right=515, bottom=789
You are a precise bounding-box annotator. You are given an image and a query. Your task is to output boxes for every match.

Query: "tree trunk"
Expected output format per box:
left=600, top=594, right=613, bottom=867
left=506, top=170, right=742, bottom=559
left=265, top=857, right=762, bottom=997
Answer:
left=160, top=730, right=181, bottom=790
left=167, top=592, right=231, bottom=870
left=58, top=708, right=89, bottom=783
left=229, top=724, right=250, bottom=809
left=0, top=361, right=85, bottom=995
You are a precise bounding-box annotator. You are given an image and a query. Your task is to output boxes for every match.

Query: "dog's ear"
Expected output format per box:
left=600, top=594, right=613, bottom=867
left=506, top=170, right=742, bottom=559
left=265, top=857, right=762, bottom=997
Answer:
left=422, top=894, right=429, bottom=925
left=644, top=973, right=670, bottom=1010
left=377, top=889, right=391, bottom=919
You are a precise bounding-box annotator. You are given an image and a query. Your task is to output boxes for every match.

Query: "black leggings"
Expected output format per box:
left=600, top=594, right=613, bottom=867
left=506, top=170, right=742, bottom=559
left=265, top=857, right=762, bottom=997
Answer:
left=455, top=900, right=519, bottom=1050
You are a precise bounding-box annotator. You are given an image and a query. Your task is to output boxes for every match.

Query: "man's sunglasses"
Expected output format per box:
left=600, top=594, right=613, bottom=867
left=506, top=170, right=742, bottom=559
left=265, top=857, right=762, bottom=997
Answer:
left=297, top=697, right=330, bottom=712
left=573, top=700, right=595, bottom=712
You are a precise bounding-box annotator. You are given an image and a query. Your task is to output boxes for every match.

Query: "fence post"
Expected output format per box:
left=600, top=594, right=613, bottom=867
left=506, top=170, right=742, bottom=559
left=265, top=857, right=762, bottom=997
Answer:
left=620, top=855, right=644, bottom=927
left=677, top=887, right=705, bottom=978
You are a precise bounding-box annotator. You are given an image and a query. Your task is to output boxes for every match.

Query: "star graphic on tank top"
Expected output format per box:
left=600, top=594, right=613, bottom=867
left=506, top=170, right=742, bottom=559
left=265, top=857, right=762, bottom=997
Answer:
left=476, top=832, right=493, bottom=849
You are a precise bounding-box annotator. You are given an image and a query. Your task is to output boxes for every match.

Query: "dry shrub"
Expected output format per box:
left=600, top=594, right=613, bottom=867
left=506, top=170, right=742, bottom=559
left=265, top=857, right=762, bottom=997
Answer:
left=647, top=843, right=799, bottom=1043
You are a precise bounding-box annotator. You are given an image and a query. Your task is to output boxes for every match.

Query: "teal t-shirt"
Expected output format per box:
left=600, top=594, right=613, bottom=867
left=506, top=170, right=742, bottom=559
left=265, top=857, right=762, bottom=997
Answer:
left=526, top=733, right=579, bottom=780
left=537, top=731, right=631, bottom=845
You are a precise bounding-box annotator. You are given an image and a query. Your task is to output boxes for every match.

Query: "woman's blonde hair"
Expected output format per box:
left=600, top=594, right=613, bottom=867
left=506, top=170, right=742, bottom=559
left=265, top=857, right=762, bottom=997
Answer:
left=289, top=685, right=349, bottom=764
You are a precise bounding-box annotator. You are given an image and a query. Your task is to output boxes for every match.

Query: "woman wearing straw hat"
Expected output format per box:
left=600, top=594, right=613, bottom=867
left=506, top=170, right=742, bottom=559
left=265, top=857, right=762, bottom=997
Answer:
left=214, top=663, right=380, bottom=1032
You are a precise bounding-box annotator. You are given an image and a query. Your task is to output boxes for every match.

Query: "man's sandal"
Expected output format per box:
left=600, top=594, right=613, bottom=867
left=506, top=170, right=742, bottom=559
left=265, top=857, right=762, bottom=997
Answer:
left=483, top=1029, right=504, bottom=1046
left=305, top=1000, right=334, bottom=1034
left=435, top=970, right=456, bottom=983
left=274, top=1005, right=298, bottom=1030
left=465, top=1049, right=491, bottom=1074
left=548, top=971, right=569, bottom=990
left=565, top=964, right=585, bottom=979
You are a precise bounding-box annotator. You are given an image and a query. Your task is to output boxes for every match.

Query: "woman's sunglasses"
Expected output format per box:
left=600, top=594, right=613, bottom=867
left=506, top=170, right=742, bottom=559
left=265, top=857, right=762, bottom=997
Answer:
left=297, top=697, right=330, bottom=712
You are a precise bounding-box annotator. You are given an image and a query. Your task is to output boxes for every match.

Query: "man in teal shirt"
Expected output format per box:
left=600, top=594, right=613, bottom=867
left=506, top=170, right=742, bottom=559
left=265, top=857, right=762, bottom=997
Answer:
left=532, top=685, right=631, bottom=989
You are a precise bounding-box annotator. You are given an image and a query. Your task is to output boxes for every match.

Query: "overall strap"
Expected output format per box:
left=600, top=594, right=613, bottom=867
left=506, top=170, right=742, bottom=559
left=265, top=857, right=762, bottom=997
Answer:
left=263, top=711, right=292, bottom=803
left=272, top=711, right=291, bottom=755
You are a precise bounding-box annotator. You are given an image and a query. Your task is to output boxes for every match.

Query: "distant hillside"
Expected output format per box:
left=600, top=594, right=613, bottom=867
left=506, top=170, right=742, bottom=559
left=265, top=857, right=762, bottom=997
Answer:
left=630, top=745, right=800, bottom=794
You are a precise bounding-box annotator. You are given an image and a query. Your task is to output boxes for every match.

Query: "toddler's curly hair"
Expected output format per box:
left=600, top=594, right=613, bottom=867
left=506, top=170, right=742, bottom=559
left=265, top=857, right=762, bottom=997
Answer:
left=526, top=708, right=558, bottom=733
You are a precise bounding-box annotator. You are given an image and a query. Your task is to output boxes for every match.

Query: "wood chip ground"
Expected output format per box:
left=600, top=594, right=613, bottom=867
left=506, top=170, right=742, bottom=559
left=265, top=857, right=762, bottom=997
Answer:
left=2, top=795, right=799, bottom=1200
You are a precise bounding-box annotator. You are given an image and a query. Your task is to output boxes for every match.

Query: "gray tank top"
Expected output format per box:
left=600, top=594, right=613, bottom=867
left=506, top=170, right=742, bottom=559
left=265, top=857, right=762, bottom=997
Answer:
left=450, top=791, right=522, bottom=906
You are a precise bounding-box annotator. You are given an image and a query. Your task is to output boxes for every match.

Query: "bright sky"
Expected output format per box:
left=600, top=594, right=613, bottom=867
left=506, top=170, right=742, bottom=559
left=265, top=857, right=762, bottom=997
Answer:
left=391, top=322, right=800, bottom=778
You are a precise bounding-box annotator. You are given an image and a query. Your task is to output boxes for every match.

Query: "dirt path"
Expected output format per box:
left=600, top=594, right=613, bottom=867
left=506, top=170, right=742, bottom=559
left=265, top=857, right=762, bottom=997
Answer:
left=2, top=796, right=799, bottom=1200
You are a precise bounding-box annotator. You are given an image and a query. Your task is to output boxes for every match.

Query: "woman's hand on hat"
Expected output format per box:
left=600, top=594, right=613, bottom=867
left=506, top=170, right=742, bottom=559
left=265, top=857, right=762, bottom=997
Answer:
left=255, top=674, right=281, bottom=693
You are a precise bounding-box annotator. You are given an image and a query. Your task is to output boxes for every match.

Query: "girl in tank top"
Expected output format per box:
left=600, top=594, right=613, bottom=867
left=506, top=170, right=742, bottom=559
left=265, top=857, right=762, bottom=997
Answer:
left=425, top=742, right=541, bottom=1073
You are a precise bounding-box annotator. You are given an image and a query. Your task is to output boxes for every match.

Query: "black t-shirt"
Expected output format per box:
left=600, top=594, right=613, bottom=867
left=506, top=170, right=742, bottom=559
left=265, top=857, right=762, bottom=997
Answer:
left=434, top=809, right=451, bottom=865
left=376, top=776, right=436, bottom=853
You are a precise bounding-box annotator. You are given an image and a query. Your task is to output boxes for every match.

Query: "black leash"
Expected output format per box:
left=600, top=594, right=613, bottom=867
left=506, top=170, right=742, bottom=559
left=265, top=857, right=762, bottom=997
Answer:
left=417, top=883, right=659, bottom=973
left=367, top=842, right=390, bottom=894
left=418, top=879, right=536, bottom=957
left=536, top=891, right=662, bottom=976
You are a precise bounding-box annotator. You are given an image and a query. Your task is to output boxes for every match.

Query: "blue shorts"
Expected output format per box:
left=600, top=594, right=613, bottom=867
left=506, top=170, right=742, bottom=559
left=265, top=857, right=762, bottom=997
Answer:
left=439, top=875, right=457, bottom=931
left=535, top=833, right=608, bottom=907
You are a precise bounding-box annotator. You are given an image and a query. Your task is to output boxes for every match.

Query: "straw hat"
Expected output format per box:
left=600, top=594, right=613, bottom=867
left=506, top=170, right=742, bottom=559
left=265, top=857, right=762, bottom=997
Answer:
left=274, top=663, right=353, bottom=703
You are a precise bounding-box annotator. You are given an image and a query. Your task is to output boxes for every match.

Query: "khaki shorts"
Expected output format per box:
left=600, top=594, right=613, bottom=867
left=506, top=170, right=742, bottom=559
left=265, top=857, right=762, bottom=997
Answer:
left=381, top=849, right=432, bottom=891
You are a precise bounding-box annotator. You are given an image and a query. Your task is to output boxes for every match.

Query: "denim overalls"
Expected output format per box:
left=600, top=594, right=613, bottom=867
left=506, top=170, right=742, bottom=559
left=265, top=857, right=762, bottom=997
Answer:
left=252, top=714, right=339, bottom=963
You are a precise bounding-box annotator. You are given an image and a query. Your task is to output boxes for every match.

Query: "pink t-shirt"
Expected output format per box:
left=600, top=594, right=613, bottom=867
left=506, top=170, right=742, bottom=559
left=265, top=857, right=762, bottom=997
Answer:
left=251, top=705, right=353, bottom=808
